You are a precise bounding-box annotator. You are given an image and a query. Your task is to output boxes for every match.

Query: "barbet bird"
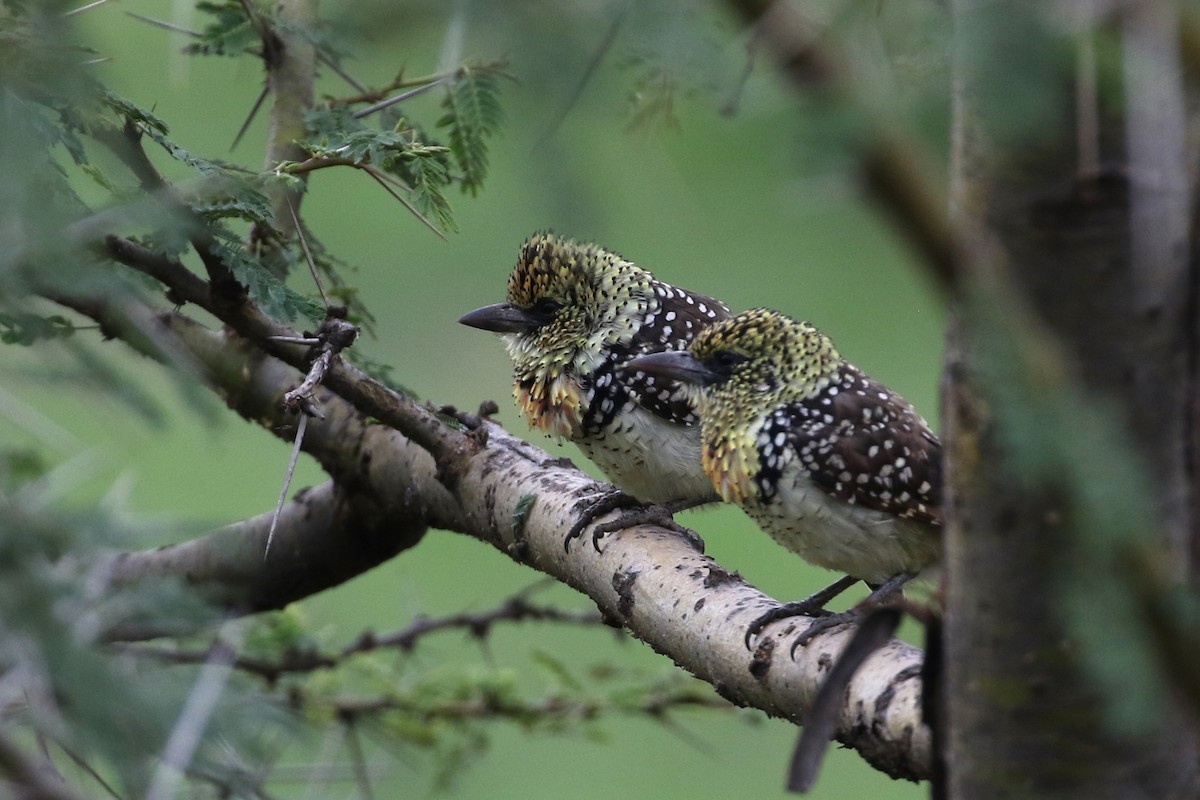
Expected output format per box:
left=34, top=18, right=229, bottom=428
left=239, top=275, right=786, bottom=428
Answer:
left=459, top=233, right=731, bottom=544
left=624, top=307, right=942, bottom=642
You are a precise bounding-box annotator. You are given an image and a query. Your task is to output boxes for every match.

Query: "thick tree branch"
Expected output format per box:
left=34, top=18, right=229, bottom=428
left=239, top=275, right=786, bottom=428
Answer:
left=69, top=303, right=931, bottom=782
left=101, top=481, right=425, bottom=641
left=256, top=0, right=315, bottom=247
left=98, top=233, right=465, bottom=468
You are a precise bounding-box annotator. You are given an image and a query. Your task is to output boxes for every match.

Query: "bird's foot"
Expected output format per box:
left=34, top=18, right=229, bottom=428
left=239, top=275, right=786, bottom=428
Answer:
left=563, top=492, right=706, bottom=553
left=563, top=489, right=642, bottom=551
left=788, top=610, right=864, bottom=657
left=787, top=571, right=916, bottom=656
left=589, top=499, right=706, bottom=553
left=744, top=574, right=860, bottom=649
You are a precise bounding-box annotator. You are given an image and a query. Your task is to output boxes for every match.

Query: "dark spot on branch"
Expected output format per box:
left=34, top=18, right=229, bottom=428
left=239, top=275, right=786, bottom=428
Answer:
left=875, top=664, right=922, bottom=718
left=712, top=681, right=743, bottom=706
left=703, top=564, right=742, bottom=588
left=613, top=568, right=639, bottom=620
left=750, top=638, right=775, bottom=683
left=693, top=597, right=706, bottom=613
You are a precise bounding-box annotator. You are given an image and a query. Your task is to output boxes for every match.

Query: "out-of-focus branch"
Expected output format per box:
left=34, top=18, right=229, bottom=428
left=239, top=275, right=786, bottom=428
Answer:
left=120, top=586, right=607, bottom=682
left=0, top=729, right=90, bottom=800
left=92, top=123, right=240, bottom=294
left=724, top=0, right=957, bottom=290
left=39, top=295, right=427, bottom=638
left=257, top=0, right=316, bottom=245
left=98, top=233, right=466, bottom=468
left=101, top=480, right=426, bottom=641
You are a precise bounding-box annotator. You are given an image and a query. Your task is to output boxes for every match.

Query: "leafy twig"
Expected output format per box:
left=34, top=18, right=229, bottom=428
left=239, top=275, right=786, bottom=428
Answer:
left=120, top=585, right=609, bottom=682
left=353, top=77, right=452, bottom=119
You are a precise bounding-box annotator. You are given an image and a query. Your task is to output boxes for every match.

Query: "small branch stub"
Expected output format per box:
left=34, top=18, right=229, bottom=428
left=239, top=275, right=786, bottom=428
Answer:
left=269, top=311, right=361, bottom=556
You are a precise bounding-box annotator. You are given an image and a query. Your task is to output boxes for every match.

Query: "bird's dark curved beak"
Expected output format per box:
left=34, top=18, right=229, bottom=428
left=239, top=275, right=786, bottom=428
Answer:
left=623, top=351, right=718, bottom=387
left=458, top=303, right=544, bottom=334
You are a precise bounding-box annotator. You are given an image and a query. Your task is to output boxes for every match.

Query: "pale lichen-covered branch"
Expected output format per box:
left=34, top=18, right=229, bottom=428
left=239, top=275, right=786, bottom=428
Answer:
left=88, top=309, right=931, bottom=782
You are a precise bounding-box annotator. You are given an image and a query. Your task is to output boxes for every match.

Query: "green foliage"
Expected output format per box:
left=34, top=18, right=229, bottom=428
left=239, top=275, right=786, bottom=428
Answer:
left=438, top=66, right=505, bottom=196
left=0, top=311, right=76, bottom=345
left=302, top=105, right=458, bottom=231
left=0, top=456, right=180, bottom=792
left=214, top=238, right=326, bottom=323
left=186, top=0, right=263, bottom=57
left=401, top=142, right=456, bottom=231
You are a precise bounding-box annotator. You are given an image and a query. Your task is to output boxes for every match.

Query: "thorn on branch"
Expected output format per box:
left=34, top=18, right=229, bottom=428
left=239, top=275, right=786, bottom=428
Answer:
left=267, top=311, right=361, bottom=557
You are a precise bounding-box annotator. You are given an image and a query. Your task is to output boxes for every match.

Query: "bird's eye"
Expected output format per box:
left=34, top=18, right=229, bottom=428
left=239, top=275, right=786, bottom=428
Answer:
left=532, top=298, right=563, bottom=316
left=712, top=351, right=745, bottom=370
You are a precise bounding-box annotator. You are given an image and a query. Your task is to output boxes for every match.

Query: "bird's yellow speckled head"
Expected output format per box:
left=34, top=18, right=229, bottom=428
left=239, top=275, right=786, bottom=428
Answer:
left=501, top=232, right=657, bottom=436
left=689, top=308, right=842, bottom=409
left=686, top=309, right=843, bottom=503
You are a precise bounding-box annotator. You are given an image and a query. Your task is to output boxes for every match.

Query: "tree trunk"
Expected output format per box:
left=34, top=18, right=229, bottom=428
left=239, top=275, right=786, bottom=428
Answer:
left=943, top=2, right=1200, bottom=797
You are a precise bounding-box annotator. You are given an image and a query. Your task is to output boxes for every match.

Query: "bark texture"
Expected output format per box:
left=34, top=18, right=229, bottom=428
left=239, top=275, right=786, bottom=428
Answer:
left=943, top=3, right=1200, bottom=797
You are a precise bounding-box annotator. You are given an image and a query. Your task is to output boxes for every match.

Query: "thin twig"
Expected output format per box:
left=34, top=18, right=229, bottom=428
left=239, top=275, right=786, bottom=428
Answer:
left=535, top=1, right=629, bottom=146
left=63, top=0, right=109, bottom=16
left=317, top=53, right=368, bottom=94
left=362, top=165, right=447, bottom=240
left=120, top=586, right=608, bottom=681
left=266, top=413, right=308, bottom=559
left=239, top=0, right=266, bottom=34
left=326, top=689, right=730, bottom=722
left=334, top=69, right=453, bottom=106
left=266, top=310, right=360, bottom=560
left=268, top=335, right=322, bottom=345
left=287, top=198, right=330, bottom=307
left=0, top=729, right=90, bottom=800
left=352, top=77, right=452, bottom=119
left=341, top=722, right=376, bottom=800
left=723, top=0, right=956, bottom=291
left=124, top=12, right=202, bottom=37
left=94, top=124, right=239, bottom=292
left=51, top=741, right=126, bottom=800
left=231, top=84, right=271, bottom=152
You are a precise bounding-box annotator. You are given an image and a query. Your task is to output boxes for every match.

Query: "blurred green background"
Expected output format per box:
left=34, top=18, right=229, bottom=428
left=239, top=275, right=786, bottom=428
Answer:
left=7, top=1, right=943, bottom=797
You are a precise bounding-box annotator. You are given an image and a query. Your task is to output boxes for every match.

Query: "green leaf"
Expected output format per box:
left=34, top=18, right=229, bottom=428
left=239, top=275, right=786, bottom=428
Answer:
left=79, top=163, right=118, bottom=194
left=0, top=311, right=75, bottom=345
left=437, top=67, right=505, bottom=196
left=191, top=192, right=275, bottom=227
left=403, top=145, right=456, bottom=231
left=213, top=241, right=324, bottom=324
left=186, top=0, right=261, bottom=57
left=103, top=92, right=169, bottom=135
